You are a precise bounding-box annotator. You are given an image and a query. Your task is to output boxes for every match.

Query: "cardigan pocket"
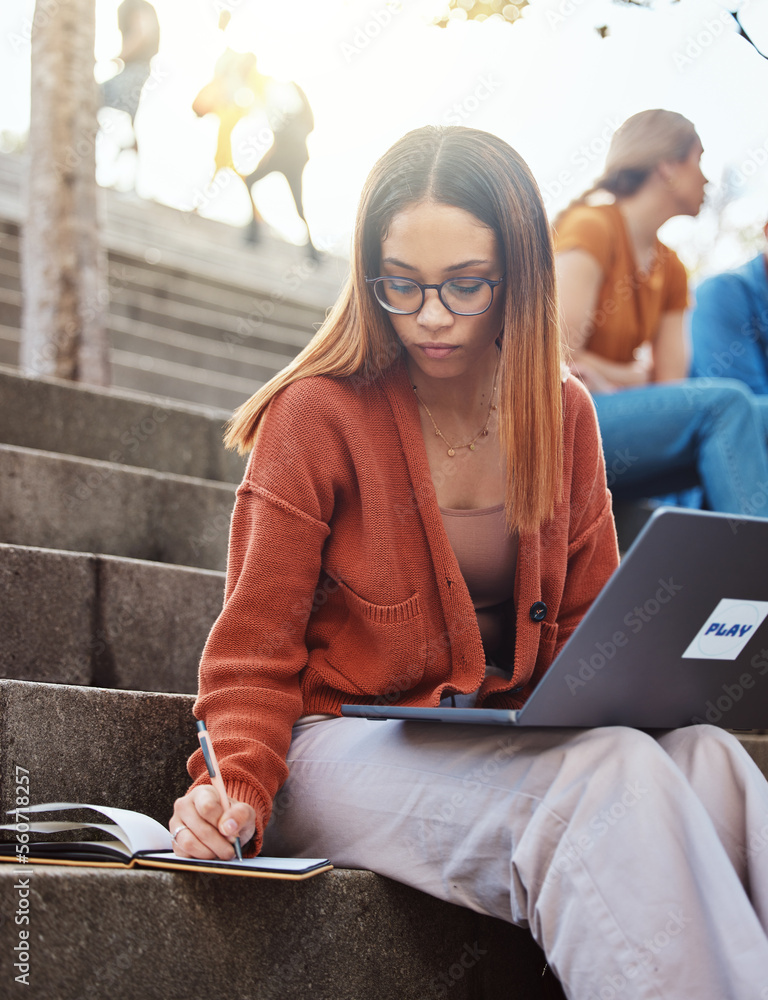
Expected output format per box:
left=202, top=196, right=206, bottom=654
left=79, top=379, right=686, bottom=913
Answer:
left=324, top=582, right=427, bottom=697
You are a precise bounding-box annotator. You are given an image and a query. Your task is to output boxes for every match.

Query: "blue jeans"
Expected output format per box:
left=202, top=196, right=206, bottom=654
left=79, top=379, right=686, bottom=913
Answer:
left=593, top=378, right=768, bottom=516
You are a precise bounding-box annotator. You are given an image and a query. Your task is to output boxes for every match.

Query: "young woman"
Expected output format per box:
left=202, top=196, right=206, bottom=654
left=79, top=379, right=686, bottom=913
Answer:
left=554, top=109, right=768, bottom=514
left=170, top=126, right=768, bottom=998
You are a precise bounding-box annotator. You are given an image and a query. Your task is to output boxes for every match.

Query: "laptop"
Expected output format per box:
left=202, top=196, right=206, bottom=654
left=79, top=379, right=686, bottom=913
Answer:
left=341, top=508, right=768, bottom=730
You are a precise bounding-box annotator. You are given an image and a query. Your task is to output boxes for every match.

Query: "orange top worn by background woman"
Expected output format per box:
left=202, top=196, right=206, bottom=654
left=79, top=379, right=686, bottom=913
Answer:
left=554, top=109, right=768, bottom=514
left=170, top=125, right=768, bottom=998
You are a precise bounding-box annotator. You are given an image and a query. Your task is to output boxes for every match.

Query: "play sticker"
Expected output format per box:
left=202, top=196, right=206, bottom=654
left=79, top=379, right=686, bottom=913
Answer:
left=682, top=598, right=768, bottom=660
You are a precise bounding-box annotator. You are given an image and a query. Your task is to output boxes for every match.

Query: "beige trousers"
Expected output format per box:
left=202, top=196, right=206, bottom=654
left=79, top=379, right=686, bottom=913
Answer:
left=262, top=719, right=768, bottom=999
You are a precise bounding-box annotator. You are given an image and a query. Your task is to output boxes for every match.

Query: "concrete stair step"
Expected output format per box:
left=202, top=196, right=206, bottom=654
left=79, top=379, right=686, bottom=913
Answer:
left=0, top=679, right=196, bottom=824
left=0, top=292, right=291, bottom=389
left=0, top=679, right=559, bottom=1000
left=0, top=341, right=255, bottom=412
left=0, top=866, right=558, bottom=999
left=3, top=675, right=768, bottom=839
left=3, top=673, right=758, bottom=827
left=3, top=677, right=768, bottom=999
left=109, top=346, right=266, bottom=410
left=106, top=311, right=297, bottom=382
left=103, top=207, right=339, bottom=301
left=0, top=329, right=260, bottom=411
left=107, top=286, right=315, bottom=357
left=0, top=542, right=223, bottom=692
left=0, top=443, right=234, bottom=571
left=0, top=365, right=243, bottom=482
left=0, top=232, right=330, bottom=351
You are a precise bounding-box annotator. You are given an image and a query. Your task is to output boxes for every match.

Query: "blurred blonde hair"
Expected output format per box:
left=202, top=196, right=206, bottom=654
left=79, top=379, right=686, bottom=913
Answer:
left=554, top=109, right=699, bottom=226
left=224, top=125, right=564, bottom=534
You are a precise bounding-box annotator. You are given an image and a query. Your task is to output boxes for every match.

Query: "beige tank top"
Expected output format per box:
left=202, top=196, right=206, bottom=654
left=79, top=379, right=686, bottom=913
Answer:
left=439, top=503, right=518, bottom=663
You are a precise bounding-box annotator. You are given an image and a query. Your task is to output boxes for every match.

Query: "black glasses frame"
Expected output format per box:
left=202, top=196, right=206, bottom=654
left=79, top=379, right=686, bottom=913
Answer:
left=365, top=275, right=504, bottom=316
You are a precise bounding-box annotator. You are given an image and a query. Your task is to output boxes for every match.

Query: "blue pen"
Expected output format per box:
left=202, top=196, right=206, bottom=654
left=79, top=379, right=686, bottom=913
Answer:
left=196, top=719, right=243, bottom=861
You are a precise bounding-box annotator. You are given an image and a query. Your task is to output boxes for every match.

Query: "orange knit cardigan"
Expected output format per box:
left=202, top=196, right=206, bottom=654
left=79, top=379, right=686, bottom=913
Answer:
left=189, top=359, right=619, bottom=851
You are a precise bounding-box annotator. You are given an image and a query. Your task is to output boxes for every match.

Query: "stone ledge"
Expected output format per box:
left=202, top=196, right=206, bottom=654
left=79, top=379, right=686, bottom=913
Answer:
left=0, top=444, right=234, bottom=571
left=0, top=246, right=328, bottom=348
left=0, top=866, right=563, bottom=1000
left=0, top=544, right=223, bottom=692
left=0, top=680, right=196, bottom=827
left=0, top=364, right=245, bottom=483
left=3, top=678, right=767, bottom=837
left=0, top=289, right=302, bottom=388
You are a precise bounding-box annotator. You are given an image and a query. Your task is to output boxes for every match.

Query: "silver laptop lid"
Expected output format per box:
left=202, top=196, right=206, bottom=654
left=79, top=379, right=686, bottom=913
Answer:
left=517, top=508, right=768, bottom=729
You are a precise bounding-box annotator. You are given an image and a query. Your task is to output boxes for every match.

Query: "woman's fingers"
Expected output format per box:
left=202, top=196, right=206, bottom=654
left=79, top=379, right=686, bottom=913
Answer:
left=219, top=801, right=257, bottom=847
left=170, top=787, right=258, bottom=860
left=170, top=785, right=238, bottom=860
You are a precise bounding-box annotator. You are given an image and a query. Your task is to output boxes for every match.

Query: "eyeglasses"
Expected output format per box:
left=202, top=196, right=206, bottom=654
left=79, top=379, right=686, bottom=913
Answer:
left=365, top=275, right=504, bottom=316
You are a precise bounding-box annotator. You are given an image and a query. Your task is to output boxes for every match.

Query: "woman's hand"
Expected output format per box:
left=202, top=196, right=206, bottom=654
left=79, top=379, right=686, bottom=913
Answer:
left=569, top=350, right=651, bottom=394
left=569, top=353, right=621, bottom=394
left=169, top=786, right=257, bottom=860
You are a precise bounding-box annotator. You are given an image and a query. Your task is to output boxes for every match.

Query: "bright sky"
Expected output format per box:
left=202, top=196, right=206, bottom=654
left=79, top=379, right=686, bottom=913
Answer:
left=1, top=0, right=767, bottom=276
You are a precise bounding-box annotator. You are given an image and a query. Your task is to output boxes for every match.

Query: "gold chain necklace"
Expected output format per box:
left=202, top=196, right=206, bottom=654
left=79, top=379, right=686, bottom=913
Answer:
left=412, top=361, right=499, bottom=458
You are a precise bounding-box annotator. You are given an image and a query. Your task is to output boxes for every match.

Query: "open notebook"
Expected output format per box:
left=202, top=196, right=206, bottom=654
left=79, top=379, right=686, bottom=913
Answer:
left=0, top=802, right=331, bottom=880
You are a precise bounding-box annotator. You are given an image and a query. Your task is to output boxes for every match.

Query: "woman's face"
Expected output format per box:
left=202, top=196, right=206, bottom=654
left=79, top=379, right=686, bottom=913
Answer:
left=665, top=139, right=708, bottom=217
left=377, top=200, right=505, bottom=383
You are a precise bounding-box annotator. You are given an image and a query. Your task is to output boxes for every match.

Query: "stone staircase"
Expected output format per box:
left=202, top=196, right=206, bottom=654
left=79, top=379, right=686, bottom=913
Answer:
left=0, top=151, right=348, bottom=412
left=0, top=160, right=565, bottom=995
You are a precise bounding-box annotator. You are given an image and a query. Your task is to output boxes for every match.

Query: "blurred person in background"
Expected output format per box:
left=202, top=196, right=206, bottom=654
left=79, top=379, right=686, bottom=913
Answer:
left=100, top=0, right=160, bottom=174
left=691, top=219, right=768, bottom=416
left=192, top=18, right=316, bottom=257
left=554, top=109, right=768, bottom=517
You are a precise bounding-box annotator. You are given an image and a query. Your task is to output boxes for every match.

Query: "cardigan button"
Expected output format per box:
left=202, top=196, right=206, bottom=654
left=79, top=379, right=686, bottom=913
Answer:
left=530, top=601, right=547, bottom=622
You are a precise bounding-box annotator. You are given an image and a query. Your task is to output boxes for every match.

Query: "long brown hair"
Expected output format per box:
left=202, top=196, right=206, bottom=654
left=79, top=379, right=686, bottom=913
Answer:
left=554, top=109, right=699, bottom=227
left=225, top=125, right=563, bottom=533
